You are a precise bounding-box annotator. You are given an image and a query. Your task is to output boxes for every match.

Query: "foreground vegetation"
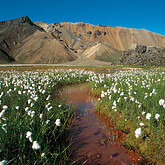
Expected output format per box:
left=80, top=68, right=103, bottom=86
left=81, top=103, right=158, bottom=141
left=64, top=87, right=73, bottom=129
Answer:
left=0, top=67, right=164, bottom=164
left=89, top=69, right=165, bottom=164
left=0, top=69, right=89, bottom=164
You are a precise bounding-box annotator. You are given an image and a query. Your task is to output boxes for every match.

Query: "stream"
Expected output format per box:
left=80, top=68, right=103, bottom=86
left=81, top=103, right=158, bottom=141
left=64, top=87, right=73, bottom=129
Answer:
left=59, top=83, right=143, bottom=165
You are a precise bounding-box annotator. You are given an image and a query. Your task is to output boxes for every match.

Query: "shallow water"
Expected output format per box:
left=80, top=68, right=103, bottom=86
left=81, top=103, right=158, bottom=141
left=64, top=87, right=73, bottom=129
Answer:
left=59, top=83, right=142, bottom=165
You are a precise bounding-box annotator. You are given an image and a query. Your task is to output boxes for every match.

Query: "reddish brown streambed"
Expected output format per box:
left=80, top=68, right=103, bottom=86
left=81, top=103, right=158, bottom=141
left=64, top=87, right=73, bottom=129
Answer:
left=59, top=83, right=143, bottom=165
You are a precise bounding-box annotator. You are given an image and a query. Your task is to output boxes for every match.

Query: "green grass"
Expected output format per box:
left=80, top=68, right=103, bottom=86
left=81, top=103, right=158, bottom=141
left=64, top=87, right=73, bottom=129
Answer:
left=0, top=69, right=89, bottom=164
left=1, top=68, right=165, bottom=164
left=89, top=69, right=165, bottom=164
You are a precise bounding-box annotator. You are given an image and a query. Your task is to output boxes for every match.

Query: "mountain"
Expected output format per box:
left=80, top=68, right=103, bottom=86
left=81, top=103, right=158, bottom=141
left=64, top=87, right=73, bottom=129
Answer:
left=14, top=30, right=77, bottom=64
left=60, top=22, right=165, bottom=50
left=0, top=16, right=44, bottom=62
left=0, top=16, right=165, bottom=65
left=0, top=16, right=77, bottom=64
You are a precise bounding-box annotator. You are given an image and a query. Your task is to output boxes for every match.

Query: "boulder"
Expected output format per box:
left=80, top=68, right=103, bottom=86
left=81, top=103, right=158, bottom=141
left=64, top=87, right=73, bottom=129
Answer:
left=87, top=31, right=92, bottom=34
left=93, top=30, right=101, bottom=38
left=135, top=45, right=147, bottom=53
left=95, top=30, right=101, bottom=35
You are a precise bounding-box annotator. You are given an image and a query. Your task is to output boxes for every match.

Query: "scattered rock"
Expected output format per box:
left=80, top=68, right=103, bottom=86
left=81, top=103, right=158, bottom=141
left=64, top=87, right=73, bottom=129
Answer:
left=87, top=31, right=92, bottom=35
left=135, top=45, right=147, bottom=53
left=95, top=30, right=101, bottom=35
left=93, top=33, right=97, bottom=38
left=119, top=45, right=165, bottom=66
left=93, top=30, right=101, bottom=38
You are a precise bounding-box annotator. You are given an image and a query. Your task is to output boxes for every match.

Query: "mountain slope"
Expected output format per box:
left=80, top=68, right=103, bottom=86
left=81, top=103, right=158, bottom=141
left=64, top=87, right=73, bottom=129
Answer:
left=0, top=17, right=78, bottom=64
left=14, top=31, right=77, bottom=64
left=0, top=16, right=44, bottom=62
left=60, top=22, right=165, bottom=50
left=82, top=42, right=120, bottom=62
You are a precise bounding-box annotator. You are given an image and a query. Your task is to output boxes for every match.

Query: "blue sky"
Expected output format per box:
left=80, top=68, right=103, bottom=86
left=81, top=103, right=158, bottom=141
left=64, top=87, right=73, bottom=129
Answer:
left=0, top=0, right=165, bottom=36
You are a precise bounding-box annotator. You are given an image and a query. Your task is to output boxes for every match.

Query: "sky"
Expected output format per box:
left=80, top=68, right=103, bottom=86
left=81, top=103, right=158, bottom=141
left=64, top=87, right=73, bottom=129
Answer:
left=0, top=0, right=165, bottom=36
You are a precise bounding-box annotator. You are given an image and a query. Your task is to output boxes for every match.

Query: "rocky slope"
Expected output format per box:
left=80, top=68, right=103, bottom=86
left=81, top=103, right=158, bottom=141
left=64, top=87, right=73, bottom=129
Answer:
left=0, top=16, right=165, bottom=65
left=118, top=45, right=165, bottom=66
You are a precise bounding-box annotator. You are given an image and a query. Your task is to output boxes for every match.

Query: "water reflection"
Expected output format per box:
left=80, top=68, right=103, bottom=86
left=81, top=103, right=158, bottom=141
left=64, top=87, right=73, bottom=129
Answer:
left=60, top=83, right=142, bottom=165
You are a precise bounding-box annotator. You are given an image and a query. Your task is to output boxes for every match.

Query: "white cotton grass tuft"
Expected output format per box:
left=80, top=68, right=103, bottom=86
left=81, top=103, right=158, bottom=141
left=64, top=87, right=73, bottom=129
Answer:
left=155, top=114, right=160, bottom=120
left=112, top=106, right=116, bottom=109
left=45, top=103, right=51, bottom=108
left=47, top=106, right=53, bottom=111
left=113, top=100, right=117, bottom=106
left=138, top=104, right=141, bottom=108
left=146, top=113, right=151, bottom=120
left=0, top=160, right=8, bottom=165
left=26, top=131, right=32, bottom=139
left=2, top=124, right=7, bottom=133
left=139, top=122, right=144, bottom=126
left=101, top=93, right=105, bottom=98
left=1, top=117, right=6, bottom=121
left=15, top=106, right=19, bottom=110
left=33, top=96, right=38, bottom=102
left=142, top=111, right=145, bottom=115
left=0, top=110, right=6, bottom=118
left=29, top=136, right=33, bottom=143
left=39, top=114, right=43, bottom=119
left=30, top=103, right=34, bottom=107
left=41, top=152, right=46, bottom=157
left=18, top=90, right=21, bottom=95
left=31, top=111, right=35, bottom=117
left=32, top=141, right=41, bottom=150
left=124, top=97, right=127, bottom=100
left=46, top=95, right=50, bottom=100
left=25, top=107, right=29, bottom=112
left=55, top=119, right=61, bottom=126
left=159, top=99, right=164, bottom=106
left=135, top=128, right=142, bottom=138
left=45, top=120, right=50, bottom=124
left=120, top=92, right=124, bottom=96
left=28, top=99, right=31, bottom=104
left=2, top=105, right=8, bottom=110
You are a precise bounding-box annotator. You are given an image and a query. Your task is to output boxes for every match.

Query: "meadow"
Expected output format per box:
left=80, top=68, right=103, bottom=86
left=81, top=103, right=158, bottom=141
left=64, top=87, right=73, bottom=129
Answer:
left=0, top=69, right=90, bottom=164
left=0, top=68, right=165, bottom=164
